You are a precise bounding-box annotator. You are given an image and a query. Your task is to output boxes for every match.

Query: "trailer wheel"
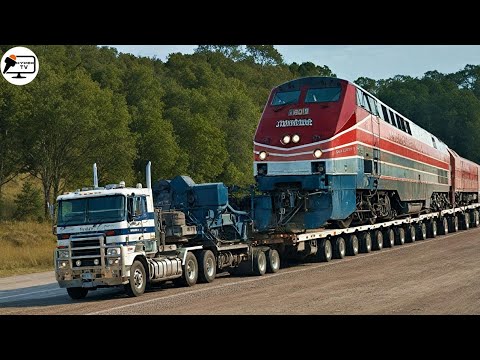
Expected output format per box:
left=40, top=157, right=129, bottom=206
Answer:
left=317, top=239, right=332, bottom=262
left=384, top=228, right=395, bottom=248
left=198, top=250, right=216, bottom=283
left=438, top=218, right=449, bottom=235
left=428, top=220, right=437, bottom=238
left=253, top=249, right=267, bottom=276
left=177, top=252, right=198, bottom=287
left=450, top=216, right=459, bottom=233
left=417, top=222, right=427, bottom=240
left=360, top=232, right=372, bottom=253
left=67, top=287, right=88, bottom=300
left=472, top=211, right=479, bottom=228
left=124, top=260, right=147, bottom=297
left=346, top=235, right=359, bottom=256
left=372, top=230, right=383, bottom=251
left=266, top=249, right=280, bottom=273
left=394, top=227, right=405, bottom=245
left=407, top=225, right=416, bottom=243
left=461, top=213, right=470, bottom=230
left=333, top=237, right=346, bottom=259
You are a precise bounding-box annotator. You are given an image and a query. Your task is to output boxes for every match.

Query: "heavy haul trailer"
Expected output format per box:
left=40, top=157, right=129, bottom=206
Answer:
left=55, top=163, right=480, bottom=299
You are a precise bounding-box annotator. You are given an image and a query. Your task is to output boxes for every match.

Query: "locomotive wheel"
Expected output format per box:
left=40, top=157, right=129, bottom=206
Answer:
left=360, top=232, right=372, bottom=253
left=346, top=235, right=359, bottom=256
left=394, top=227, right=405, bottom=245
left=383, top=228, right=395, bottom=248
left=438, top=217, right=449, bottom=235
left=372, top=230, right=383, bottom=251
left=406, top=225, right=416, bottom=243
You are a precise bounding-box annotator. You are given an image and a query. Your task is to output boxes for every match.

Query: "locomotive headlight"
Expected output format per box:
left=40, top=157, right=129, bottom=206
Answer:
left=292, top=134, right=301, bottom=143
left=313, top=149, right=323, bottom=158
left=282, top=135, right=291, bottom=144
left=259, top=151, right=268, bottom=160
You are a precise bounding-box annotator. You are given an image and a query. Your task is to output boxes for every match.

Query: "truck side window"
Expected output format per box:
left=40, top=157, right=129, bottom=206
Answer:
left=132, top=196, right=147, bottom=219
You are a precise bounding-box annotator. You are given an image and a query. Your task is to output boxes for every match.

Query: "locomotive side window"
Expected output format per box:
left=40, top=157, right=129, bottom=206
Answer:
left=366, top=96, right=379, bottom=116
left=271, top=90, right=301, bottom=106
left=305, top=87, right=341, bottom=103
left=405, top=121, right=412, bottom=135
left=356, top=89, right=368, bottom=109
left=381, top=104, right=390, bottom=123
left=388, top=109, right=397, bottom=127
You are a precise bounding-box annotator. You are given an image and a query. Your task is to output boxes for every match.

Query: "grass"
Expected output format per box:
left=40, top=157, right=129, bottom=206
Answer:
left=0, top=220, right=56, bottom=277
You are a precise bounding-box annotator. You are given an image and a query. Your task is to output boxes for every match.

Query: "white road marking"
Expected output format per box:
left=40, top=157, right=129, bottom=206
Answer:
left=87, top=230, right=469, bottom=315
left=0, top=287, right=63, bottom=301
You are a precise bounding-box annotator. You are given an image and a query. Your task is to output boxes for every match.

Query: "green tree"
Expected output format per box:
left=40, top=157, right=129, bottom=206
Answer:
left=13, top=180, right=43, bottom=221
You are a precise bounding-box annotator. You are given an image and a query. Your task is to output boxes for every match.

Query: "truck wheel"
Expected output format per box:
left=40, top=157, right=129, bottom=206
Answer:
left=407, top=225, right=416, bottom=243
left=372, top=230, right=383, bottom=251
left=384, top=228, right=395, bottom=248
left=346, top=235, right=359, bottom=256
left=198, top=250, right=216, bottom=283
left=472, top=211, right=479, bottom=228
left=333, top=237, right=346, bottom=259
left=266, top=249, right=280, bottom=273
left=124, top=260, right=147, bottom=297
left=179, top=252, right=198, bottom=286
left=438, top=217, right=449, bottom=235
left=67, top=287, right=88, bottom=300
left=417, top=222, right=427, bottom=240
left=462, top=213, right=470, bottom=230
left=317, top=239, right=332, bottom=262
left=394, top=227, right=405, bottom=245
left=360, top=232, right=372, bottom=253
left=428, top=220, right=437, bottom=238
left=450, top=216, right=459, bottom=233
left=252, top=249, right=267, bottom=276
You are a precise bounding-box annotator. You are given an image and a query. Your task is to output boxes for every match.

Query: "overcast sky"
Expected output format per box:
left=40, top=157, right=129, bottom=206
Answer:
left=109, top=45, right=480, bottom=81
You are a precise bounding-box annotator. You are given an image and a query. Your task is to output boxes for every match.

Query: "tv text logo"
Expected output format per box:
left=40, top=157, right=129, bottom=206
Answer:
left=1, top=46, right=39, bottom=86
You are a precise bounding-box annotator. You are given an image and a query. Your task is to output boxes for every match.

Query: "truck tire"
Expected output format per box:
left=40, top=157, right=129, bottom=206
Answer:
left=317, top=239, right=332, bottom=262
left=124, top=260, right=147, bottom=297
left=346, top=235, right=359, bottom=256
left=198, top=250, right=216, bottom=283
left=178, top=252, right=198, bottom=287
left=252, top=249, right=267, bottom=276
left=266, top=249, right=280, bottom=273
left=372, top=230, right=383, bottom=251
left=360, top=232, right=372, bottom=253
left=332, top=237, right=346, bottom=259
left=407, top=225, right=416, bottom=243
left=417, top=222, right=427, bottom=240
left=472, top=211, right=479, bottom=228
left=383, top=228, right=395, bottom=248
left=394, top=227, right=405, bottom=245
left=67, top=287, right=88, bottom=300
left=461, top=213, right=470, bottom=230
left=450, top=216, right=459, bottom=233
left=428, top=220, right=437, bottom=238
left=438, top=217, right=449, bottom=235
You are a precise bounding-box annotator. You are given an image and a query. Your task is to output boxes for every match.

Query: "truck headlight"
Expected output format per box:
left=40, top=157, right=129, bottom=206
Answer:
left=107, top=248, right=120, bottom=256
left=76, top=260, right=82, bottom=267
left=108, top=259, right=120, bottom=265
left=58, top=250, right=69, bottom=259
left=94, top=259, right=100, bottom=266
left=57, top=261, right=69, bottom=269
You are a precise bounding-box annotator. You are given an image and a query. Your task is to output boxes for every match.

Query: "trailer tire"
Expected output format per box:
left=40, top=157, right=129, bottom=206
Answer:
left=372, top=230, right=383, bottom=251
left=198, top=250, right=216, bottom=283
left=438, top=217, right=449, bottom=235
left=428, top=220, right=437, bottom=238
left=394, top=227, right=405, bottom=245
left=384, top=228, right=395, bottom=248
left=124, top=260, right=147, bottom=297
left=417, top=222, right=427, bottom=240
left=266, top=249, right=280, bottom=273
left=253, top=249, right=267, bottom=276
left=317, top=239, right=332, bottom=262
left=360, top=232, right=372, bottom=253
left=67, top=287, right=88, bottom=300
left=177, top=252, right=198, bottom=287
left=472, top=211, right=479, bottom=228
left=450, top=216, right=459, bottom=233
left=346, top=235, right=359, bottom=256
left=407, top=225, right=416, bottom=243
left=461, top=213, right=470, bottom=230
left=333, top=237, right=346, bottom=259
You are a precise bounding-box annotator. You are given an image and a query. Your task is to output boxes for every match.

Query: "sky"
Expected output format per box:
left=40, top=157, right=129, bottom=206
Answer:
left=109, top=45, right=480, bottom=81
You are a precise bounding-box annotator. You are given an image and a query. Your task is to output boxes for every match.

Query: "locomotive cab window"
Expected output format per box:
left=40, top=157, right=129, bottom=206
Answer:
left=271, top=90, right=301, bottom=106
left=305, top=87, right=341, bottom=103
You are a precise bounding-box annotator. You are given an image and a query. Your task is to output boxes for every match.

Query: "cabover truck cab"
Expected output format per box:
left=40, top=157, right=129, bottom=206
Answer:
left=55, top=163, right=279, bottom=300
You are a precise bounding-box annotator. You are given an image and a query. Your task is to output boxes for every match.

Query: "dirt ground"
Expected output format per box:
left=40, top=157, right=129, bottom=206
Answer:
left=1, top=227, right=479, bottom=315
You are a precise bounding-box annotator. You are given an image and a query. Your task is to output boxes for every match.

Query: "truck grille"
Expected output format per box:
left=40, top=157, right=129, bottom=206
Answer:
left=70, top=235, right=104, bottom=268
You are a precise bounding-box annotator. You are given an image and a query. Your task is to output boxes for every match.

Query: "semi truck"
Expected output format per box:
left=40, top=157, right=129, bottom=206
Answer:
left=55, top=162, right=480, bottom=300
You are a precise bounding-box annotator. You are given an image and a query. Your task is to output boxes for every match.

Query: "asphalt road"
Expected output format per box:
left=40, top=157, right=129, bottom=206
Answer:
left=1, top=227, right=480, bottom=315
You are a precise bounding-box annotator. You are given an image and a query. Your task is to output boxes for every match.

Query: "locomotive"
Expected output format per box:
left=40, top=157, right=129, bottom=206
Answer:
left=253, top=77, right=480, bottom=232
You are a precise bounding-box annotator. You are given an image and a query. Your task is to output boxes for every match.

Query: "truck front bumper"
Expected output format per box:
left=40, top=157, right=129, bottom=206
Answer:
left=56, top=267, right=129, bottom=288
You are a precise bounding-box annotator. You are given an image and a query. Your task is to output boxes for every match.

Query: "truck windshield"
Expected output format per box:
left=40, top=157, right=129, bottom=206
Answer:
left=57, top=195, right=126, bottom=226
left=271, top=90, right=301, bottom=106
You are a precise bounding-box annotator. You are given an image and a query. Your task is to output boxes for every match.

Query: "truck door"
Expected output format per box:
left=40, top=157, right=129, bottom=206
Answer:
left=128, top=195, right=147, bottom=242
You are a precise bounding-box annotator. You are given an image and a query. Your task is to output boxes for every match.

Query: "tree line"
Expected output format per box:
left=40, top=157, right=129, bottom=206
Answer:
left=1, top=45, right=480, bottom=220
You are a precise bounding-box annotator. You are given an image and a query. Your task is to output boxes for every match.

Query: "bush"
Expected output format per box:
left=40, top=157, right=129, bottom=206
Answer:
left=13, top=181, right=43, bottom=221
